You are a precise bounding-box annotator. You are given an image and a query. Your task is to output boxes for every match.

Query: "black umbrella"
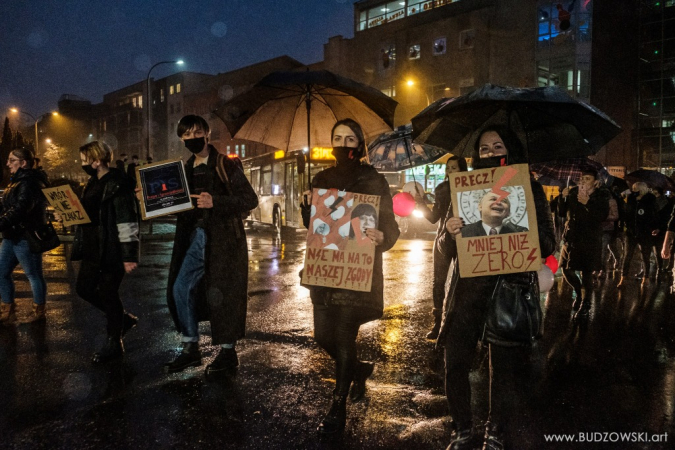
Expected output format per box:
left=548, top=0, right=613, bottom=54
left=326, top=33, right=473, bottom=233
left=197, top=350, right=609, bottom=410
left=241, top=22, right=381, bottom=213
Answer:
left=214, top=70, right=397, bottom=182
left=411, top=84, right=622, bottom=163
left=367, top=124, right=447, bottom=172
left=625, top=169, right=675, bottom=192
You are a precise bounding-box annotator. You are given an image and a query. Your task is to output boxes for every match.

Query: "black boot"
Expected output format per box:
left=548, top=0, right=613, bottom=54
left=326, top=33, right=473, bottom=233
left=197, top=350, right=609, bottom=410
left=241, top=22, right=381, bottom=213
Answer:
left=205, top=347, right=238, bottom=378
left=349, top=361, right=374, bottom=402
left=121, top=312, right=138, bottom=337
left=426, top=318, right=441, bottom=339
left=164, top=342, right=202, bottom=373
left=317, top=393, right=347, bottom=435
left=446, top=425, right=481, bottom=450
left=92, top=335, right=124, bottom=363
left=482, top=422, right=505, bottom=450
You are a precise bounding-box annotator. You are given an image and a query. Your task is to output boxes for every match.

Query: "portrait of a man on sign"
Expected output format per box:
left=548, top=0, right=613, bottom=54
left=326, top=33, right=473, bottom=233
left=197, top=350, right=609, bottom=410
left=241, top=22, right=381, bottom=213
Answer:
left=450, top=163, right=542, bottom=277
left=302, top=188, right=380, bottom=292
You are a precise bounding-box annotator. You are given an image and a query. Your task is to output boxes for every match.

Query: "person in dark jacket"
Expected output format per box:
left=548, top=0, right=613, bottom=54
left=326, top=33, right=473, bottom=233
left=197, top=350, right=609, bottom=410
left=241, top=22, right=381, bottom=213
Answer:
left=0, top=147, right=49, bottom=324
left=126, top=155, right=139, bottom=185
left=440, top=126, right=556, bottom=450
left=651, top=187, right=673, bottom=281
left=618, top=182, right=658, bottom=287
left=415, top=155, right=467, bottom=339
left=557, top=169, right=610, bottom=315
left=164, top=115, right=258, bottom=378
left=71, top=141, right=140, bottom=363
left=300, top=119, right=400, bottom=435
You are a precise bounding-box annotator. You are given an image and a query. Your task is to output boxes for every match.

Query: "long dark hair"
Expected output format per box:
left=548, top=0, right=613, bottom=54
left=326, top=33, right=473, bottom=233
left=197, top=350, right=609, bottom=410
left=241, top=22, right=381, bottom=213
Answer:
left=471, top=125, right=527, bottom=169
left=331, top=118, right=366, bottom=158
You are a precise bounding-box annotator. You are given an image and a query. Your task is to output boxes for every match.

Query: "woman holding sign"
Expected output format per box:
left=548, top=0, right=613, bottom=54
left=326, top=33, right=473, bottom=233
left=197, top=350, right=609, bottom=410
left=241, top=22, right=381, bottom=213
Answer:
left=440, top=126, right=555, bottom=450
left=0, top=147, right=49, bottom=323
left=71, top=141, right=140, bottom=363
left=300, top=119, right=400, bottom=435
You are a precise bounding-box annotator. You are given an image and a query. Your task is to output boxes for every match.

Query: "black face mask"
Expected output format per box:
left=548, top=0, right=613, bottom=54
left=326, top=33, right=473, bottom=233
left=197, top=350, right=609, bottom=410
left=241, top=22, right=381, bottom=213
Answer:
left=81, top=164, right=97, bottom=177
left=184, top=137, right=206, bottom=154
left=472, top=155, right=507, bottom=170
left=332, top=146, right=361, bottom=166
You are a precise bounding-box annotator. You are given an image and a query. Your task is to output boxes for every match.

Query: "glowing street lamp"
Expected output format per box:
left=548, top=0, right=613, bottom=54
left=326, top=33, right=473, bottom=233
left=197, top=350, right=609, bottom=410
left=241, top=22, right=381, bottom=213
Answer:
left=9, top=108, right=58, bottom=157
left=146, top=59, right=184, bottom=159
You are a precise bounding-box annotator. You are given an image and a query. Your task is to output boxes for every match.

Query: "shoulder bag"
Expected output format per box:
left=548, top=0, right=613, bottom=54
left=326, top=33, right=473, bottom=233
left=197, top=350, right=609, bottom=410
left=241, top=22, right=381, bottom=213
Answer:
left=482, top=271, right=542, bottom=347
left=25, top=221, right=61, bottom=254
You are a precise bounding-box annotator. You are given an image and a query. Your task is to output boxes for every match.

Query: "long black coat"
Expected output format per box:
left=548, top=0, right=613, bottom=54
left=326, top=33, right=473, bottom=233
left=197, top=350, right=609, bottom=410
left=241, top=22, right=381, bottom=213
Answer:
left=436, top=178, right=556, bottom=346
left=303, top=162, right=400, bottom=323
left=557, top=185, right=611, bottom=271
left=167, top=146, right=259, bottom=344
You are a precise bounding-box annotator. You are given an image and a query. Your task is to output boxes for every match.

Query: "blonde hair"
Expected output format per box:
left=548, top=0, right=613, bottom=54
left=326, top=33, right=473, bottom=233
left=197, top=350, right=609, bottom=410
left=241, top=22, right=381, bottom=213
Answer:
left=79, top=141, right=113, bottom=164
left=632, top=182, right=649, bottom=196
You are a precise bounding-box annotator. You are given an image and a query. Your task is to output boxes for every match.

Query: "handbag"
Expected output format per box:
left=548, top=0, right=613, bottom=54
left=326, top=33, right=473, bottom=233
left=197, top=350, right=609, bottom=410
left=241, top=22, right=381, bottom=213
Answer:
left=25, top=222, right=61, bottom=254
left=482, top=271, right=542, bottom=347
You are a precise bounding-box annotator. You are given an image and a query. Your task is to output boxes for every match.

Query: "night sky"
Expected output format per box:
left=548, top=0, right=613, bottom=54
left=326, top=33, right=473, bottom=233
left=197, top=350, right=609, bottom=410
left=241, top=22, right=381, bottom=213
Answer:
left=0, top=0, right=354, bottom=122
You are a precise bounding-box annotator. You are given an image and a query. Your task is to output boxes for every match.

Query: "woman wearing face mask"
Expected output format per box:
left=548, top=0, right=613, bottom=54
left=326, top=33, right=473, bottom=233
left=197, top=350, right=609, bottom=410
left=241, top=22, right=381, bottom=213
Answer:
left=0, top=147, right=50, bottom=324
left=414, top=155, right=468, bottom=339
left=439, top=126, right=555, bottom=450
left=300, top=119, right=400, bottom=435
left=71, top=141, right=140, bottom=363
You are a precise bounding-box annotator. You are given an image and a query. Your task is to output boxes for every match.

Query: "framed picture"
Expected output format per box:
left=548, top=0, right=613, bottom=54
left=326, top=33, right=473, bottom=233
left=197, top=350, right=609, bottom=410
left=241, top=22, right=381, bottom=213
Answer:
left=136, top=159, right=193, bottom=220
left=408, top=44, right=421, bottom=60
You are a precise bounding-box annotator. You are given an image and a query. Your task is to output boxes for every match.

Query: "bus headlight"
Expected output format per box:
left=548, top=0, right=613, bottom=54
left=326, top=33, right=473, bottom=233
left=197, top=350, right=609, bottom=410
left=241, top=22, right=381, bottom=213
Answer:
left=412, top=209, right=424, bottom=218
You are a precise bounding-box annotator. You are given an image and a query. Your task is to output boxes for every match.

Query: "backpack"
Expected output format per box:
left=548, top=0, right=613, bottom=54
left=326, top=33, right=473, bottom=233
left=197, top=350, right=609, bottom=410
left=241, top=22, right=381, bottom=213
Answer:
left=214, top=153, right=251, bottom=220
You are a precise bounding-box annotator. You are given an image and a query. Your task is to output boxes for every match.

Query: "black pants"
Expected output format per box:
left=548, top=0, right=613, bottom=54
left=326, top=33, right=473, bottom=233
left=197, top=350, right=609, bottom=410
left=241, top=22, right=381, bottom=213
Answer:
left=76, top=260, right=125, bottom=338
left=562, top=269, right=594, bottom=301
left=621, top=234, right=652, bottom=277
left=313, top=305, right=367, bottom=396
left=432, top=240, right=452, bottom=321
left=444, top=295, right=530, bottom=430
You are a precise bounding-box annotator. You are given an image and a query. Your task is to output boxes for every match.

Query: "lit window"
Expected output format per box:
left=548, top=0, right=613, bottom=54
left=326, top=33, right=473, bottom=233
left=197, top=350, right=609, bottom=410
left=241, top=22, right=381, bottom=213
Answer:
left=381, top=44, right=396, bottom=69
left=138, top=95, right=143, bottom=108
left=170, top=85, right=175, bottom=95
left=227, top=145, right=231, bottom=153
left=235, top=144, right=239, bottom=155
left=177, top=83, right=181, bottom=93
left=409, top=44, right=421, bottom=59
left=132, top=97, right=137, bottom=108
left=241, top=144, right=246, bottom=158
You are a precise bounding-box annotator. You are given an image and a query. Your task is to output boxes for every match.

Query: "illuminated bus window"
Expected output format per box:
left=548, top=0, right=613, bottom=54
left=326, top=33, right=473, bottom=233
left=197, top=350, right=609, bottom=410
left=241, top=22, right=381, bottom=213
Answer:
left=262, top=165, right=272, bottom=195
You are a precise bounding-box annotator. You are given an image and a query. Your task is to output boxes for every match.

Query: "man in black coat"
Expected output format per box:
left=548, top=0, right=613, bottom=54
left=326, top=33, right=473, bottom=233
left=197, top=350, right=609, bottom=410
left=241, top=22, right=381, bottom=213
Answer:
left=461, top=191, right=528, bottom=238
left=164, top=115, right=258, bottom=378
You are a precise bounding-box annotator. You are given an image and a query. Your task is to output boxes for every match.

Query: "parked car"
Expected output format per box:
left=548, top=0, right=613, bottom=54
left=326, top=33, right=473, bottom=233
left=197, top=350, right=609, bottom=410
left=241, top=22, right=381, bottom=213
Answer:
left=395, top=191, right=438, bottom=239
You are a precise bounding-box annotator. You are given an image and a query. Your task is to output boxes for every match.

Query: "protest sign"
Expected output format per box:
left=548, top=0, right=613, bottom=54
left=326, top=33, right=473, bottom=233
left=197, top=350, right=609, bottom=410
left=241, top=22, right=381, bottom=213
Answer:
left=450, top=163, right=542, bottom=277
left=301, top=188, right=380, bottom=292
left=42, top=185, right=91, bottom=226
left=136, top=159, right=193, bottom=220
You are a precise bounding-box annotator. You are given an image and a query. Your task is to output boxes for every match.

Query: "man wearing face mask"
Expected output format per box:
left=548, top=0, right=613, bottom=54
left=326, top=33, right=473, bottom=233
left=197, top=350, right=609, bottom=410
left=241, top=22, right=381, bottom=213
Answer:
left=164, top=115, right=258, bottom=378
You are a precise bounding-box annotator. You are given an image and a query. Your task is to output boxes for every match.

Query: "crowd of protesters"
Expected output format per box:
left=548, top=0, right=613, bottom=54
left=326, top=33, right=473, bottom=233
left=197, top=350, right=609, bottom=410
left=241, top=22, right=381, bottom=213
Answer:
left=5, top=113, right=675, bottom=450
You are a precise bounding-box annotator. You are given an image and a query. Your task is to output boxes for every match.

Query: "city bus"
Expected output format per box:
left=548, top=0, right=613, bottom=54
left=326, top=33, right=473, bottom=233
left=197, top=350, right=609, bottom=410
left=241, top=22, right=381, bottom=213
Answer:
left=241, top=148, right=335, bottom=229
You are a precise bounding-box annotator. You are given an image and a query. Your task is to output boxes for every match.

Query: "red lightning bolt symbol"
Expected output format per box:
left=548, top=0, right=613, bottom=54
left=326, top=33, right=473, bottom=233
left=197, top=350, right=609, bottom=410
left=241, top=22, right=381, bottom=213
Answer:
left=490, top=166, right=518, bottom=203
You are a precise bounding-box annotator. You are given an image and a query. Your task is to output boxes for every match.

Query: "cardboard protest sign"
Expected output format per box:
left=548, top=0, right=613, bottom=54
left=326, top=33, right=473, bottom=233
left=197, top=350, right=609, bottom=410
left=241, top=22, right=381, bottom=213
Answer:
left=301, top=188, right=380, bottom=292
left=42, top=185, right=91, bottom=226
left=450, top=163, right=542, bottom=277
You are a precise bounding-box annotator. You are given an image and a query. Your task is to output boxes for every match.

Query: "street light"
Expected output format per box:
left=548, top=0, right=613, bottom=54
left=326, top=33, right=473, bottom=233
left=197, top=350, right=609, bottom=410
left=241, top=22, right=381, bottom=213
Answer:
left=9, top=108, right=58, bottom=157
left=146, top=59, right=184, bottom=159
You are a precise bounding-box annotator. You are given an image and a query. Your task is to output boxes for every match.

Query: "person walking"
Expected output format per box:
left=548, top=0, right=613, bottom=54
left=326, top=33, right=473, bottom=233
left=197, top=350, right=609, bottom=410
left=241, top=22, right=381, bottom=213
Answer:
left=441, top=126, right=555, bottom=450
left=652, top=187, right=673, bottom=282
left=71, top=141, right=140, bottom=362
left=414, top=155, right=467, bottom=339
left=0, top=147, right=50, bottom=324
left=164, top=115, right=258, bottom=378
left=618, top=182, right=658, bottom=287
left=301, top=119, right=399, bottom=435
left=557, top=168, right=610, bottom=315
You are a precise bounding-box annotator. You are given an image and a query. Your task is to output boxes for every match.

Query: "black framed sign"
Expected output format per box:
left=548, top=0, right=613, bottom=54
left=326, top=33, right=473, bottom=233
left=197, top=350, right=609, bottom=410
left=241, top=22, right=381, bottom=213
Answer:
left=136, top=159, right=193, bottom=220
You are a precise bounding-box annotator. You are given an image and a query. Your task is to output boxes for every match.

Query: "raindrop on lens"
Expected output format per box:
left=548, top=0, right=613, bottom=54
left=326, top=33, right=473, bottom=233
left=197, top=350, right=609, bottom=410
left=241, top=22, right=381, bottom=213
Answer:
left=218, top=85, right=234, bottom=101
left=134, top=54, right=152, bottom=72
left=27, top=30, right=46, bottom=48
left=63, top=373, right=92, bottom=401
left=211, top=22, right=228, bottom=38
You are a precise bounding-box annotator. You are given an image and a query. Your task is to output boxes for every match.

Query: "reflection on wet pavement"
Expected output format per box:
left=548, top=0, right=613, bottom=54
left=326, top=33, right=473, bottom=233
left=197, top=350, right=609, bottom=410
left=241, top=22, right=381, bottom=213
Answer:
left=0, top=229, right=673, bottom=449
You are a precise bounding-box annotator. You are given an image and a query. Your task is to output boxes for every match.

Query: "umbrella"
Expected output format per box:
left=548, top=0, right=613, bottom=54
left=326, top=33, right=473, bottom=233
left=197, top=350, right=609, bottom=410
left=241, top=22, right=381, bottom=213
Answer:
left=411, top=84, right=622, bottom=163
left=530, top=158, right=609, bottom=186
left=214, top=69, right=397, bottom=181
left=625, top=169, right=675, bottom=192
left=367, top=124, right=448, bottom=172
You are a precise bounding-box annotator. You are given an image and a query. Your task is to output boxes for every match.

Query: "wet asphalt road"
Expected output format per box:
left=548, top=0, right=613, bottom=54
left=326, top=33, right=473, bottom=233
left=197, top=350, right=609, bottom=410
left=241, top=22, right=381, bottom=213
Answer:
left=0, top=223, right=674, bottom=450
